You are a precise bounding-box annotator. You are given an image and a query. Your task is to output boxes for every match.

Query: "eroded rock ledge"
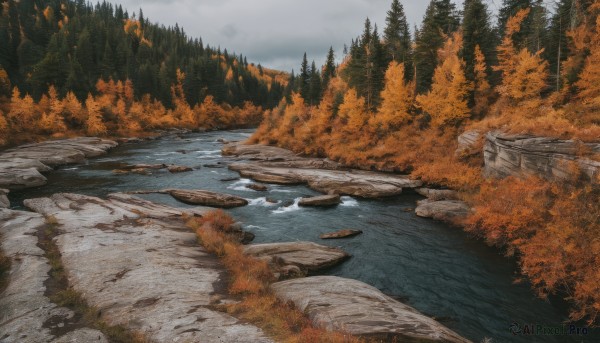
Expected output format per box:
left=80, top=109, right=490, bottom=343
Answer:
left=223, top=143, right=422, bottom=198
left=4, top=193, right=271, bottom=343
left=484, top=131, right=600, bottom=181
left=272, top=276, right=471, bottom=343
left=0, top=137, right=118, bottom=190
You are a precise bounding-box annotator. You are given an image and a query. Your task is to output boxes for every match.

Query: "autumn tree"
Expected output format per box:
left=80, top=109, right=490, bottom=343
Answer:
left=495, top=9, right=549, bottom=109
left=7, top=87, right=36, bottom=132
left=473, top=45, right=492, bottom=115
left=338, top=88, right=368, bottom=135
left=62, top=91, right=84, bottom=127
left=576, top=15, right=600, bottom=108
left=39, top=86, right=67, bottom=134
left=85, top=94, right=107, bottom=136
left=373, top=62, right=413, bottom=131
left=0, top=110, right=8, bottom=145
left=417, top=32, right=472, bottom=127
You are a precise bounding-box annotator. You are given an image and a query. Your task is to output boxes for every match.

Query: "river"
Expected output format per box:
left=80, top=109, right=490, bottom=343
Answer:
left=8, top=130, right=597, bottom=343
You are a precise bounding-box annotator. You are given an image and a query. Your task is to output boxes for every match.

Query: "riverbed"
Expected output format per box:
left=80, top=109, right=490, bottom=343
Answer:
left=8, top=130, right=596, bottom=343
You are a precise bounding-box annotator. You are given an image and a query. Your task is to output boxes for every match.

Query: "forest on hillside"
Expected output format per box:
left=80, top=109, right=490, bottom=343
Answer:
left=0, top=0, right=285, bottom=144
left=251, top=0, right=600, bottom=326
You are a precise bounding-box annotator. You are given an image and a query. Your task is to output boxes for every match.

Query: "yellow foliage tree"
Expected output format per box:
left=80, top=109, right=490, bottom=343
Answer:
left=172, top=69, right=194, bottom=127
left=338, top=88, right=367, bottom=135
left=85, top=94, right=107, bottom=136
left=374, top=62, right=413, bottom=131
left=39, top=86, right=67, bottom=134
left=62, top=91, right=84, bottom=126
left=7, top=87, right=36, bottom=132
left=416, top=32, right=472, bottom=127
left=576, top=16, right=600, bottom=108
left=473, top=45, right=491, bottom=116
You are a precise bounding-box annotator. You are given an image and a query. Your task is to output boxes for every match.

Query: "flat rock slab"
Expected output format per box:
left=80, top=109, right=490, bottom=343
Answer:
left=22, top=193, right=272, bottom=343
left=299, top=194, right=341, bottom=207
left=229, top=163, right=422, bottom=198
left=415, top=200, right=471, bottom=224
left=168, top=189, right=249, bottom=208
left=320, top=229, right=363, bottom=239
left=244, top=242, right=349, bottom=272
left=271, top=276, right=471, bottom=343
left=0, top=209, right=108, bottom=343
left=0, top=137, right=117, bottom=190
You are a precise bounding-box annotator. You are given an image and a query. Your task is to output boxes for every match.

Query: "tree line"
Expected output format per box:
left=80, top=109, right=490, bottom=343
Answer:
left=0, top=0, right=285, bottom=109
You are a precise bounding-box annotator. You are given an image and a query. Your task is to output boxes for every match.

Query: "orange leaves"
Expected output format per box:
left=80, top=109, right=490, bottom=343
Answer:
left=473, top=45, right=491, bottom=116
left=416, top=32, right=472, bottom=127
left=373, top=62, right=413, bottom=131
left=84, top=94, right=107, bottom=136
left=338, top=88, right=368, bottom=135
left=576, top=16, right=600, bottom=108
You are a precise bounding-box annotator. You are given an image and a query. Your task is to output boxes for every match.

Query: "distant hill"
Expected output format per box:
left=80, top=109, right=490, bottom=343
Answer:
left=0, top=0, right=285, bottom=108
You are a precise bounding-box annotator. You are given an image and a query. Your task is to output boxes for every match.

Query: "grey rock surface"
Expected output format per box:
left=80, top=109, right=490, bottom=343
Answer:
left=271, top=276, right=471, bottom=342
left=319, top=229, right=363, bottom=240
left=416, top=188, right=460, bottom=201
left=0, top=137, right=117, bottom=189
left=0, top=188, right=9, bottom=208
left=224, top=143, right=422, bottom=198
left=415, top=200, right=471, bottom=224
left=484, top=131, right=600, bottom=181
left=299, top=194, right=341, bottom=207
left=168, top=189, right=249, bottom=208
left=244, top=241, right=349, bottom=273
left=0, top=209, right=107, bottom=343
left=21, top=193, right=271, bottom=343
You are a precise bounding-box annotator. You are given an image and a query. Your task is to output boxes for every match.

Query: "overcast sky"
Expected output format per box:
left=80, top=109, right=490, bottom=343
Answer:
left=115, top=0, right=511, bottom=72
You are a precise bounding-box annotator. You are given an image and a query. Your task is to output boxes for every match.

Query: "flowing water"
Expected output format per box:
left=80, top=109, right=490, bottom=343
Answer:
left=8, top=130, right=597, bottom=343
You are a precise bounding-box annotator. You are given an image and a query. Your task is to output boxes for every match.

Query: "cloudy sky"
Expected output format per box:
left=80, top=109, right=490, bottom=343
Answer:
left=115, top=0, right=499, bottom=71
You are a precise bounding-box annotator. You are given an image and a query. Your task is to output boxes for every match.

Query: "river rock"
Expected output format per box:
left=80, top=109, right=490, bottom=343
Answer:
left=0, top=209, right=108, bottom=343
left=222, top=143, right=298, bottom=161
left=0, top=138, right=117, bottom=190
left=484, top=131, right=600, bottom=182
left=456, top=130, right=482, bottom=156
left=168, top=189, right=249, bottom=208
left=416, top=188, right=460, bottom=201
left=230, top=163, right=422, bottom=198
left=0, top=188, right=10, bottom=208
left=271, top=276, right=471, bottom=342
left=415, top=199, right=471, bottom=224
left=320, top=229, right=363, bottom=239
left=246, top=183, right=268, bottom=191
left=21, top=193, right=271, bottom=343
left=167, top=165, right=193, bottom=173
left=299, top=194, right=341, bottom=207
left=244, top=242, right=349, bottom=273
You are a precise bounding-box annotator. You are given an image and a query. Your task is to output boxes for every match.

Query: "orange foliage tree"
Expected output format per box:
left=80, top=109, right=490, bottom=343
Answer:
left=7, top=88, right=37, bottom=132
left=373, top=62, right=413, bottom=132
left=416, top=32, right=472, bottom=127
left=84, top=94, right=107, bottom=136
left=472, top=45, right=492, bottom=116
left=576, top=15, right=600, bottom=109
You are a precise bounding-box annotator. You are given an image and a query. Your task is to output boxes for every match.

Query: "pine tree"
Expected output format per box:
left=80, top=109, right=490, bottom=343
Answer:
left=576, top=14, right=600, bottom=108
left=383, top=0, right=413, bottom=80
left=300, top=53, right=310, bottom=101
left=414, top=0, right=460, bottom=93
left=497, top=0, right=533, bottom=50
left=547, top=0, right=575, bottom=90
left=322, top=47, right=336, bottom=90
left=417, top=32, right=472, bottom=127
left=462, top=0, right=495, bottom=83
left=473, top=45, right=492, bottom=115
left=308, top=61, right=322, bottom=106
left=338, top=88, right=367, bottom=135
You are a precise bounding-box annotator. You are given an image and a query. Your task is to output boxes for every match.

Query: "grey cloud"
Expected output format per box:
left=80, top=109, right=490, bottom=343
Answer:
left=118, top=0, right=475, bottom=71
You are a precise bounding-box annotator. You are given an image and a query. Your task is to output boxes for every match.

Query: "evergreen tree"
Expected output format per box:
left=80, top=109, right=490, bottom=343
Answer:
left=308, top=60, right=322, bottom=105
left=547, top=0, right=574, bottom=90
left=300, top=53, right=310, bottom=101
left=322, top=46, right=336, bottom=90
left=414, top=0, right=460, bottom=93
left=383, top=0, right=413, bottom=80
left=462, top=0, right=495, bottom=84
left=497, top=0, right=533, bottom=50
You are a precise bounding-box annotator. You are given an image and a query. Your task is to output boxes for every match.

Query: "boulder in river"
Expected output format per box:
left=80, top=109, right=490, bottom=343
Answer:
left=299, top=194, right=341, bottom=207
left=246, top=183, right=269, bottom=191
left=243, top=241, right=349, bottom=274
left=415, top=199, right=471, bottom=224
left=271, top=276, right=471, bottom=342
left=167, top=165, right=193, bottom=173
left=320, top=229, right=363, bottom=240
left=168, top=189, right=249, bottom=208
